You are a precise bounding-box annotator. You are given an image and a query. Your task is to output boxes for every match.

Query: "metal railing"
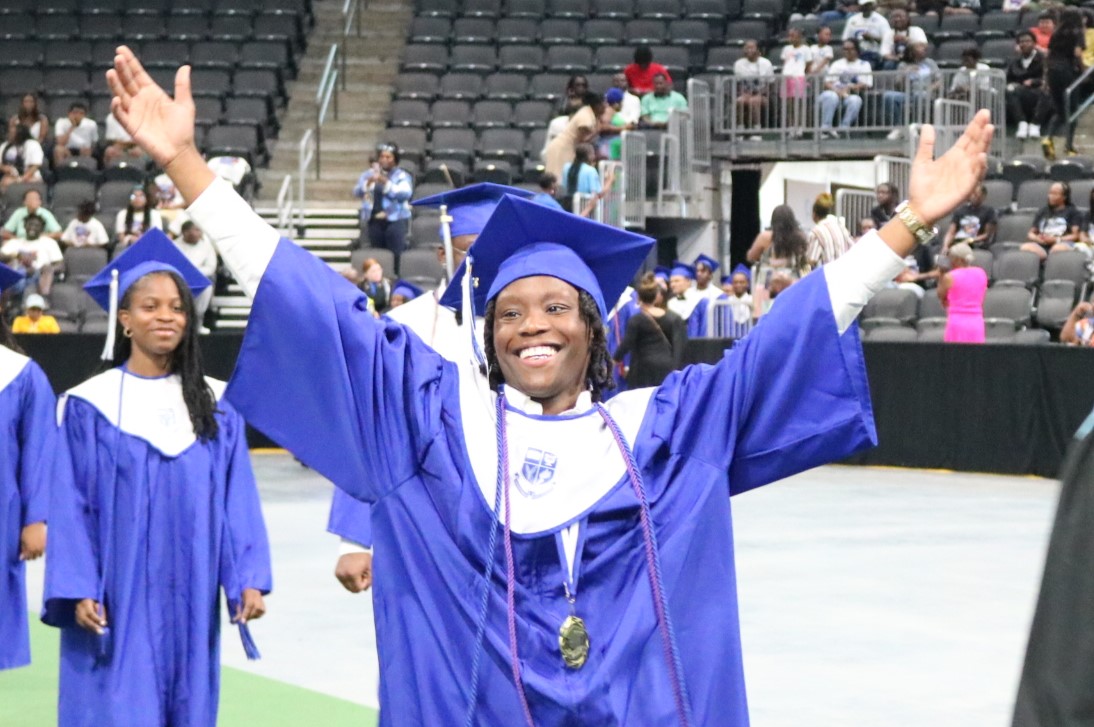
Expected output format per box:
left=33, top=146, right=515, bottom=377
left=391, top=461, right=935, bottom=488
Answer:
left=704, top=298, right=754, bottom=339
left=313, top=43, right=340, bottom=179
left=621, top=130, right=647, bottom=229
left=712, top=68, right=1007, bottom=159
left=874, top=155, right=911, bottom=198
left=932, top=97, right=974, bottom=157
left=686, top=78, right=712, bottom=172
left=658, top=108, right=691, bottom=215
left=834, top=189, right=876, bottom=237
left=298, top=128, right=315, bottom=217
left=275, top=174, right=295, bottom=237
left=1066, top=64, right=1094, bottom=126
left=341, top=0, right=363, bottom=92
left=598, top=160, right=624, bottom=228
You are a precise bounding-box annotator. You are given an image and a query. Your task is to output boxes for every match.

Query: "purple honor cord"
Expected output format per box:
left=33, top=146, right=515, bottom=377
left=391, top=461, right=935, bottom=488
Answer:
left=464, top=389, right=694, bottom=726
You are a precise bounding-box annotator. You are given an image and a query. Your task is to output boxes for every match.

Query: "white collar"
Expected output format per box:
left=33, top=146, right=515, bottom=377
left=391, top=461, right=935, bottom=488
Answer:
left=503, top=387, right=593, bottom=416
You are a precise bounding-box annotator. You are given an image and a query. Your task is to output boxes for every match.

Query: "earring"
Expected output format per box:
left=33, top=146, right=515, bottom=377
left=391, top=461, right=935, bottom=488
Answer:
left=123, top=328, right=132, bottom=338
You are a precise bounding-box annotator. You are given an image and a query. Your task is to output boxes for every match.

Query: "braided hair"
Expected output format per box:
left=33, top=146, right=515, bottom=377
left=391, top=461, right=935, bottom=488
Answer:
left=0, top=316, right=22, bottom=353
left=113, top=271, right=219, bottom=440
left=482, top=287, right=615, bottom=402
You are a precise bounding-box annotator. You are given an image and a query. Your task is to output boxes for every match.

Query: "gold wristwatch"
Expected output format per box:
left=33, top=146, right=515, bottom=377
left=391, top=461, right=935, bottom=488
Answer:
left=895, top=201, right=937, bottom=246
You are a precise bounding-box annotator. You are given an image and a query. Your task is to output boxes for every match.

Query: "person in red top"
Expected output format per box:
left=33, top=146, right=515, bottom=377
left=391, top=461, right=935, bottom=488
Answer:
left=623, top=45, right=672, bottom=96
left=1031, top=11, right=1057, bottom=51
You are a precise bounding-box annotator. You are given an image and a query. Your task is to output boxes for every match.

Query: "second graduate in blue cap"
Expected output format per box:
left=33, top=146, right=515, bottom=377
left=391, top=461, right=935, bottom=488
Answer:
left=223, top=186, right=883, bottom=725
left=0, top=262, right=57, bottom=672
left=42, top=230, right=271, bottom=726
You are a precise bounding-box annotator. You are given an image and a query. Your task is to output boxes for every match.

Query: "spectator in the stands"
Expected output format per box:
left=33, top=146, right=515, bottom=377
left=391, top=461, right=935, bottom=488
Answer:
left=781, top=28, right=813, bottom=134
left=599, top=88, right=633, bottom=159
left=942, top=183, right=998, bottom=252
left=1081, top=187, right=1094, bottom=244
left=819, top=39, right=873, bottom=136
left=102, top=112, right=147, bottom=167
left=561, top=143, right=602, bottom=201
left=818, top=0, right=855, bottom=25
left=352, top=142, right=413, bottom=261
left=3, top=189, right=62, bottom=242
left=0, top=215, right=61, bottom=298
left=1039, top=7, right=1085, bottom=160
left=115, top=186, right=164, bottom=249
left=532, top=172, right=565, bottom=211
left=1023, top=181, right=1081, bottom=260
left=357, top=257, right=392, bottom=313
left=640, top=73, right=689, bottom=130
left=207, top=154, right=253, bottom=191
left=948, top=47, right=991, bottom=101
left=1030, top=11, right=1056, bottom=51
left=609, top=72, right=642, bottom=126
left=938, top=243, right=987, bottom=343
left=842, top=0, right=890, bottom=67
left=871, top=182, right=900, bottom=228
left=880, top=9, right=928, bottom=70
left=1002, top=0, right=1035, bottom=12
left=60, top=201, right=110, bottom=249
left=559, top=75, right=590, bottom=117
left=543, top=91, right=604, bottom=178
left=1082, top=8, right=1094, bottom=69
left=806, top=192, right=855, bottom=267
left=810, top=26, right=836, bottom=76
left=882, top=41, right=941, bottom=140
left=624, top=45, right=671, bottom=96
left=733, top=42, right=772, bottom=136
left=1007, top=31, right=1045, bottom=139
left=1061, top=301, right=1094, bottom=346
left=0, top=123, right=44, bottom=191
left=10, top=94, right=47, bottom=146
left=856, top=217, right=876, bottom=240
left=11, top=294, right=60, bottom=334
left=173, top=220, right=217, bottom=325
left=52, top=102, right=98, bottom=167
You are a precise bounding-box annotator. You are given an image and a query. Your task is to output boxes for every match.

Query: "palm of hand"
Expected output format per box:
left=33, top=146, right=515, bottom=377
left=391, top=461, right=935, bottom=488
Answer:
left=122, top=86, right=195, bottom=169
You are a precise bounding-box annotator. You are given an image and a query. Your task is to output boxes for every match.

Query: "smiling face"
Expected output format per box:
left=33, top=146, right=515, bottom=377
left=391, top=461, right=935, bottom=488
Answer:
left=669, top=274, right=691, bottom=296
left=118, top=273, right=188, bottom=360
left=695, top=263, right=713, bottom=288
left=1048, top=182, right=1067, bottom=208
left=731, top=272, right=750, bottom=296
left=491, top=276, right=591, bottom=415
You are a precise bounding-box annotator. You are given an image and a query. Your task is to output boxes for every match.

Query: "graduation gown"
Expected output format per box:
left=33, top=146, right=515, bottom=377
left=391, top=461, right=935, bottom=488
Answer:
left=0, top=347, right=56, bottom=670
left=222, top=228, right=899, bottom=725
left=605, top=288, right=639, bottom=396
left=42, top=368, right=272, bottom=727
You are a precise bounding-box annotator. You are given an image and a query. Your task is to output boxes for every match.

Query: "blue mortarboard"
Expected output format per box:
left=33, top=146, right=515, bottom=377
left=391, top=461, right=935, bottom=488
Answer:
left=412, top=182, right=534, bottom=238
left=391, top=279, right=424, bottom=300
left=732, top=263, right=751, bottom=282
left=693, top=254, right=719, bottom=273
left=720, top=274, right=733, bottom=285
left=670, top=261, right=695, bottom=280
left=653, top=265, right=671, bottom=282
left=0, top=263, right=24, bottom=293
left=439, top=196, right=654, bottom=321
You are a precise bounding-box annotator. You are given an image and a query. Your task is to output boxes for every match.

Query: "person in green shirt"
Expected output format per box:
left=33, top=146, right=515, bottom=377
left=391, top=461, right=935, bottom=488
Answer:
left=639, top=73, right=688, bottom=129
left=1, top=188, right=62, bottom=241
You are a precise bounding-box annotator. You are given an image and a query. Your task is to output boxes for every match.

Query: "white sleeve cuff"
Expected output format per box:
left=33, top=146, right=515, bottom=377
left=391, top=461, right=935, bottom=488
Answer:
left=823, top=231, right=908, bottom=334
left=338, top=538, right=373, bottom=556
left=185, top=177, right=279, bottom=299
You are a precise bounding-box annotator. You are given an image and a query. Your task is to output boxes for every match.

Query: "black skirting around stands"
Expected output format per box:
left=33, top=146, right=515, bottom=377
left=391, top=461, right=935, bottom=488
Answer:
left=21, top=334, right=1094, bottom=479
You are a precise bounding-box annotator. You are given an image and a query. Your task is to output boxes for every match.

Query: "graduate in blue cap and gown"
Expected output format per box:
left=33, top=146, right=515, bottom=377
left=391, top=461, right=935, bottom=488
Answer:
left=330, top=182, right=533, bottom=594
left=692, top=253, right=723, bottom=302
left=0, top=263, right=57, bottom=671
left=665, top=260, right=703, bottom=325
left=106, top=46, right=994, bottom=725
left=42, top=229, right=271, bottom=727
left=690, top=264, right=757, bottom=339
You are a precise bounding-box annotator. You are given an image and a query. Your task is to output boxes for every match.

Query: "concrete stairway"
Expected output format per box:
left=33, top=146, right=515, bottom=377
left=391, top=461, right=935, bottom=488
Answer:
left=256, top=0, right=413, bottom=208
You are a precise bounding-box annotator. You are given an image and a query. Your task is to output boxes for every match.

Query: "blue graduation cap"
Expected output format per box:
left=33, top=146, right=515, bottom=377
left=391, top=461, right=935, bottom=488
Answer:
left=653, top=265, right=671, bottom=284
left=439, top=196, right=654, bottom=322
left=0, top=263, right=24, bottom=294
left=670, top=261, right=695, bottom=280
left=720, top=274, right=734, bottom=286
left=412, top=182, right=534, bottom=238
left=731, top=262, right=751, bottom=282
left=84, top=228, right=212, bottom=359
left=693, top=253, right=719, bottom=273
left=391, top=279, right=424, bottom=301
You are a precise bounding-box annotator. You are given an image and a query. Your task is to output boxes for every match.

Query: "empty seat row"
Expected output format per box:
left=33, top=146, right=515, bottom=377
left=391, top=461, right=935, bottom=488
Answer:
left=0, top=38, right=299, bottom=72
left=409, top=17, right=719, bottom=45
left=391, top=99, right=557, bottom=130
left=414, top=0, right=754, bottom=21
left=403, top=43, right=693, bottom=76
left=0, top=0, right=310, bottom=18
left=0, top=14, right=305, bottom=49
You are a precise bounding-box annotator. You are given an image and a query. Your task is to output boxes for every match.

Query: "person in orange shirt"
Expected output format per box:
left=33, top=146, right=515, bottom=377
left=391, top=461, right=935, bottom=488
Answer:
left=11, top=294, right=60, bottom=334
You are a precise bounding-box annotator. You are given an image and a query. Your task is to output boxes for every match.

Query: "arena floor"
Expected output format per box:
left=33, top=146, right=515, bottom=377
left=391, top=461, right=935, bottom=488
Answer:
left=2, top=455, right=1059, bottom=726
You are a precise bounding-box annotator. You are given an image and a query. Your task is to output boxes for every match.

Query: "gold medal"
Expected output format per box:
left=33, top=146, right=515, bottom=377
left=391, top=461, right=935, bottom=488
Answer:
left=559, top=615, right=590, bottom=669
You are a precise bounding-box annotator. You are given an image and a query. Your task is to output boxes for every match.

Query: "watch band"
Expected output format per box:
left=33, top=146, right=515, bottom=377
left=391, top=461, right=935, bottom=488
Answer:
left=895, top=201, right=937, bottom=246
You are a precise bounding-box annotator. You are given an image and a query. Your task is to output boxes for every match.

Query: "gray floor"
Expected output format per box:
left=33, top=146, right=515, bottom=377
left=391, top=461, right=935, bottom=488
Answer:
left=26, top=457, right=1060, bottom=724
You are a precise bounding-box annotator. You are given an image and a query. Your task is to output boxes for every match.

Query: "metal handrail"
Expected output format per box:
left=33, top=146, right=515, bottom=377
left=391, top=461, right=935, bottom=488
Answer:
left=298, top=129, right=315, bottom=219
left=686, top=78, right=712, bottom=171
left=1066, top=64, right=1094, bottom=125
left=275, top=174, right=294, bottom=237
left=313, top=44, right=340, bottom=178
left=834, top=189, right=876, bottom=236
left=621, top=131, right=646, bottom=229
left=341, top=0, right=363, bottom=92
left=874, top=155, right=911, bottom=198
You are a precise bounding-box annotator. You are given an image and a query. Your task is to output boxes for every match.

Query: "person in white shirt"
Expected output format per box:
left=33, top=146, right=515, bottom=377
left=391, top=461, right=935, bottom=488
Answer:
left=102, top=113, right=148, bottom=167
left=810, top=25, right=836, bottom=77
left=0, top=214, right=62, bottom=297
left=819, top=39, right=874, bottom=136
left=0, top=124, right=44, bottom=192
left=733, top=40, right=775, bottom=137
left=610, top=72, right=642, bottom=126
left=780, top=27, right=814, bottom=134
left=52, top=102, right=99, bottom=166
left=841, top=0, right=890, bottom=67
left=173, top=220, right=218, bottom=325
left=60, top=201, right=110, bottom=248
left=879, top=9, right=929, bottom=70
left=948, top=47, right=992, bottom=101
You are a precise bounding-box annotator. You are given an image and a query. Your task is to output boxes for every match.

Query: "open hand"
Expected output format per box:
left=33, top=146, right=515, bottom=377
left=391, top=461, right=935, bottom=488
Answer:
left=334, top=552, right=373, bottom=593
left=75, top=599, right=107, bottom=635
left=19, top=522, right=45, bottom=560
left=909, top=109, right=994, bottom=227
left=106, top=46, right=198, bottom=171
left=233, top=588, right=266, bottom=624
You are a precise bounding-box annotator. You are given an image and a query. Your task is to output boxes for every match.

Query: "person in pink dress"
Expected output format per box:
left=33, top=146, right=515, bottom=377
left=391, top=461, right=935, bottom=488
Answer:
left=938, top=242, right=988, bottom=343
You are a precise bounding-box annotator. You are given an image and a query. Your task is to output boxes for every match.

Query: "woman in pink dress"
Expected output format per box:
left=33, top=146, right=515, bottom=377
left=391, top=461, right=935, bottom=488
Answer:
left=938, top=242, right=988, bottom=343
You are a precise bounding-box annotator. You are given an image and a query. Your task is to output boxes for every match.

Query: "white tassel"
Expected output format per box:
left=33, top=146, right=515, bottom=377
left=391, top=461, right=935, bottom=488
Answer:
left=100, top=269, right=119, bottom=361
left=462, top=256, right=486, bottom=369
left=439, top=203, right=455, bottom=283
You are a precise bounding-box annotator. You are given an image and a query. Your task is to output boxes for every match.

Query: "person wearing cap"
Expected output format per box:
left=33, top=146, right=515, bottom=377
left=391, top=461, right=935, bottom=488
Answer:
left=652, top=265, right=671, bottom=291
left=608, top=72, right=642, bottom=126
left=0, top=213, right=63, bottom=298
left=612, top=272, right=686, bottom=389
left=172, top=219, right=218, bottom=326
left=692, top=253, right=723, bottom=301
left=106, top=46, right=993, bottom=724
left=598, top=88, right=633, bottom=161
left=841, top=0, right=890, bottom=68
left=666, top=261, right=702, bottom=322
left=388, top=280, right=423, bottom=309
left=353, top=143, right=413, bottom=264
left=42, top=229, right=271, bottom=725
left=0, top=263, right=57, bottom=671
left=11, top=293, right=60, bottom=333
left=1, top=188, right=63, bottom=242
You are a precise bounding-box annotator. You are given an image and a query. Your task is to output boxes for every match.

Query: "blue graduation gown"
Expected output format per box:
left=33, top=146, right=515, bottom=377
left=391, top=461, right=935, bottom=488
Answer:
left=605, top=293, right=639, bottom=396
left=327, top=488, right=372, bottom=546
left=42, top=369, right=272, bottom=727
left=0, top=350, right=56, bottom=670
left=227, top=239, right=876, bottom=725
